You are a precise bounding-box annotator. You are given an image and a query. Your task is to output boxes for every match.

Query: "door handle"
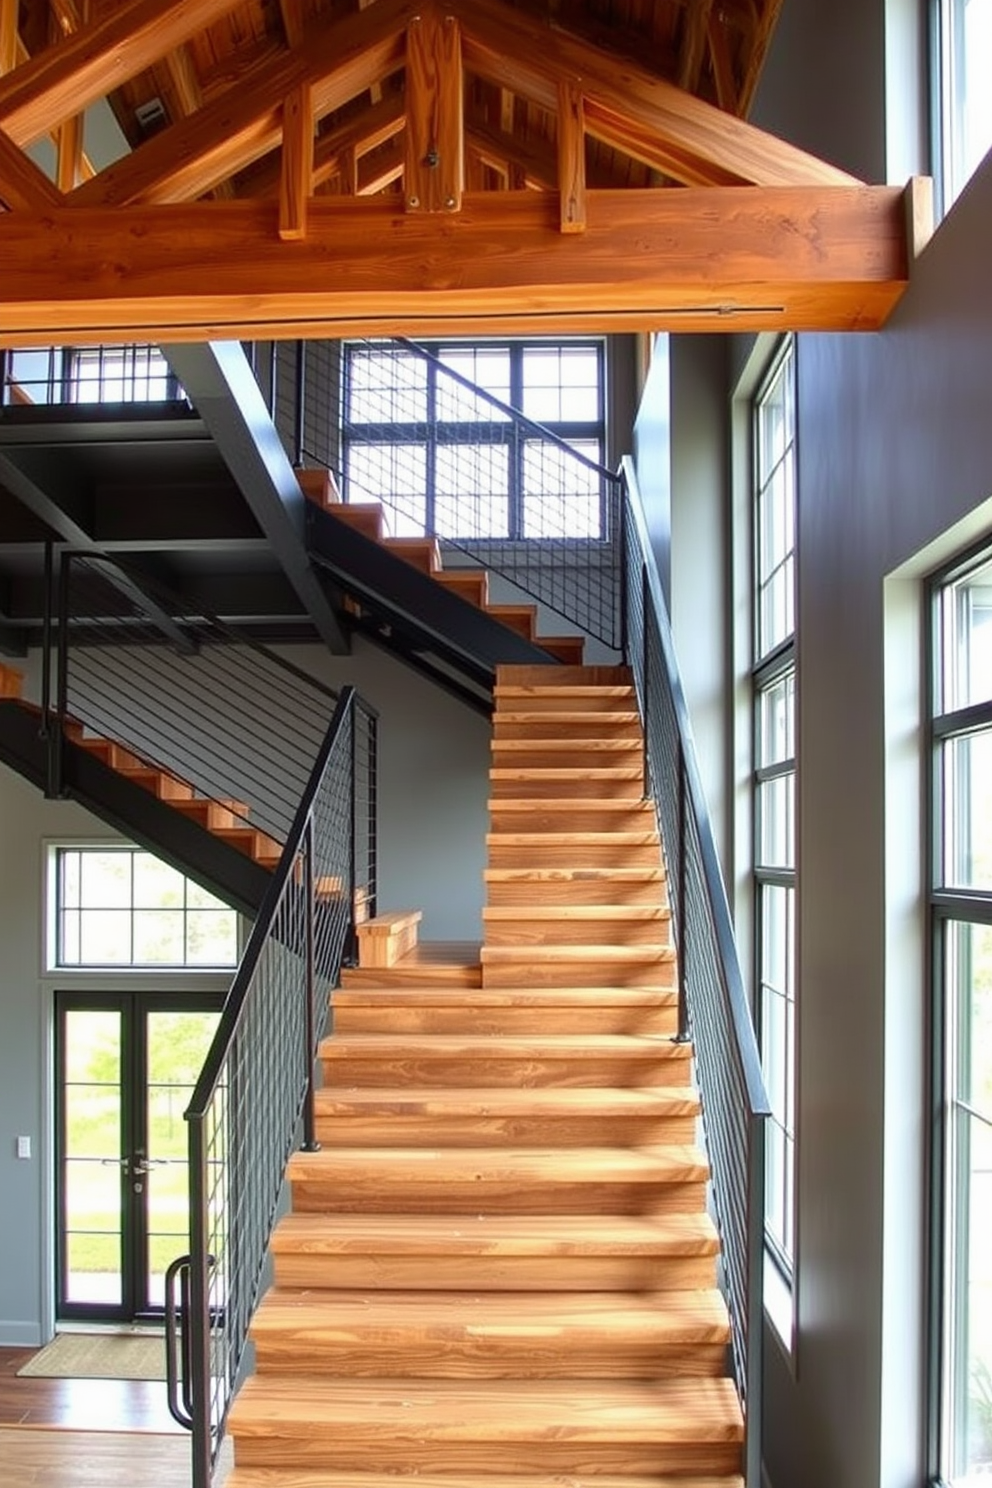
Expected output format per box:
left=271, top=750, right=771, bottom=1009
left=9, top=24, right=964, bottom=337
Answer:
left=132, top=1157, right=168, bottom=1174
left=101, top=1157, right=131, bottom=1171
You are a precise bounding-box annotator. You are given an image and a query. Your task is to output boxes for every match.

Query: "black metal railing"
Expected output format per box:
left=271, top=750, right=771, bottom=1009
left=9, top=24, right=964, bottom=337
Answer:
left=338, top=338, right=624, bottom=648
left=171, top=685, right=377, bottom=1487
left=620, top=457, right=770, bottom=1488
left=48, top=551, right=340, bottom=845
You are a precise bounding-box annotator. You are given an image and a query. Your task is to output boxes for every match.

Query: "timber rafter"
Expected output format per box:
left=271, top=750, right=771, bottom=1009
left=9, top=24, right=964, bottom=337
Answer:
left=0, top=0, right=932, bottom=342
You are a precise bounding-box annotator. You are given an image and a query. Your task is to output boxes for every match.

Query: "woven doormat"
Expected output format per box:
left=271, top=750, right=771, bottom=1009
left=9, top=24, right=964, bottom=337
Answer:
left=17, top=1331, right=166, bottom=1380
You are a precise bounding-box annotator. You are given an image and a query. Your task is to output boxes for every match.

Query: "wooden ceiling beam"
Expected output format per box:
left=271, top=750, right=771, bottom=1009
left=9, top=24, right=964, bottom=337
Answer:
left=69, top=0, right=415, bottom=206
left=278, top=0, right=306, bottom=50
left=557, top=79, right=585, bottom=232
left=0, top=184, right=917, bottom=342
left=739, top=0, right=786, bottom=116
left=678, top=0, right=714, bottom=94
left=459, top=0, right=858, bottom=187
left=582, top=96, right=743, bottom=186
left=707, top=12, right=738, bottom=113
left=358, top=137, right=404, bottom=195
left=0, top=0, right=18, bottom=77
left=279, top=80, right=313, bottom=239
left=0, top=123, right=65, bottom=209
left=0, top=0, right=247, bottom=147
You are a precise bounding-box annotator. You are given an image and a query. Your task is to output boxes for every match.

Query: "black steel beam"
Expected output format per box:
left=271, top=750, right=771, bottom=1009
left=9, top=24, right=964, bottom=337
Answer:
left=0, top=699, right=270, bottom=918
left=165, top=342, right=348, bottom=654
left=308, top=503, right=557, bottom=679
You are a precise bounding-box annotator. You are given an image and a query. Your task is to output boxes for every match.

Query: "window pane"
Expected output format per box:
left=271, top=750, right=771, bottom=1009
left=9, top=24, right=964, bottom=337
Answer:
left=941, top=0, right=992, bottom=206
left=80, top=910, right=132, bottom=964
left=939, top=554, right=992, bottom=712
left=522, top=346, right=600, bottom=424
left=760, top=882, right=796, bottom=1266
left=346, top=444, right=427, bottom=534
left=80, top=852, right=131, bottom=908
left=347, top=346, right=427, bottom=423
left=435, top=444, right=510, bottom=539
left=437, top=347, right=511, bottom=420
left=133, top=909, right=186, bottom=963
left=133, top=853, right=185, bottom=908
left=942, top=729, right=992, bottom=891
left=758, top=670, right=796, bottom=767
left=186, top=910, right=239, bottom=965
left=755, top=342, right=796, bottom=661
left=758, top=773, right=795, bottom=870
left=522, top=439, right=601, bottom=538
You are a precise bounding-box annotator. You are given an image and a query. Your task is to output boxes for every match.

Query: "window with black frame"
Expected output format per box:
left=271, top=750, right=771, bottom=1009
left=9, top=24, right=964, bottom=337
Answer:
left=340, top=339, right=606, bottom=541
left=930, top=542, right=992, bottom=1485
left=752, top=336, right=798, bottom=1343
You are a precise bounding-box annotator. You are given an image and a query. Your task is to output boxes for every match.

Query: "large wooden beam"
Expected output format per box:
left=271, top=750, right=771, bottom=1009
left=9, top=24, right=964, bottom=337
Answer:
left=404, top=7, right=463, bottom=213
left=0, top=185, right=918, bottom=342
left=459, top=0, right=858, bottom=187
left=0, top=0, right=247, bottom=147
left=0, top=123, right=64, bottom=208
left=69, top=0, right=415, bottom=206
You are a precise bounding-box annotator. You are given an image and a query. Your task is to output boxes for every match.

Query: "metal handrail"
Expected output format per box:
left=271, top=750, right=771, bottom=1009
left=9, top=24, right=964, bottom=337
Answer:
left=620, top=455, right=770, bottom=1488
left=183, top=684, right=378, bottom=1488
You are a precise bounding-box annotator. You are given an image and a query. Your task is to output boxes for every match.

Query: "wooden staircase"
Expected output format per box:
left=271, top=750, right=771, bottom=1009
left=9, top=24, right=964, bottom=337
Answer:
left=0, top=662, right=281, bottom=868
left=298, top=468, right=585, bottom=665
left=226, top=663, right=744, bottom=1488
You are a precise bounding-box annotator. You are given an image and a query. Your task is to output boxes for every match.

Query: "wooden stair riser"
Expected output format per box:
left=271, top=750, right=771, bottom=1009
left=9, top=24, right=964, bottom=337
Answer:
left=289, top=1179, right=708, bottom=1219
left=384, top=536, right=441, bottom=574
left=340, top=960, right=482, bottom=989
left=315, top=1107, right=694, bottom=1147
left=435, top=569, right=490, bottom=606
left=172, top=797, right=250, bottom=832
left=487, top=837, right=661, bottom=868
left=480, top=954, right=677, bottom=991
left=536, top=636, right=586, bottom=665
left=250, top=1292, right=730, bottom=1379
left=325, top=502, right=384, bottom=540
left=493, top=712, right=643, bottom=740
left=485, top=871, right=668, bottom=907
left=487, top=604, right=538, bottom=640
left=493, top=743, right=644, bottom=771
left=319, top=1039, right=693, bottom=1089
left=490, top=771, right=645, bottom=799
left=489, top=806, right=657, bottom=835
left=481, top=921, right=672, bottom=949
left=230, top=1439, right=743, bottom=1478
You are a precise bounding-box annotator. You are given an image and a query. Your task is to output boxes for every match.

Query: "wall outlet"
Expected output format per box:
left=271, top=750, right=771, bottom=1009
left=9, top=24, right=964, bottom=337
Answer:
left=16, top=1135, right=31, bottom=1159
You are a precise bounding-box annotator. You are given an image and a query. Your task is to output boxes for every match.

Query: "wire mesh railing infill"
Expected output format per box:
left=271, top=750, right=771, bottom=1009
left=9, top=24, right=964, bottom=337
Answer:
left=339, top=338, right=623, bottom=649
left=172, top=686, right=377, bottom=1487
left=620, top=457, right=770, bottom=1488
left=51, top=551, right=340, bottom=846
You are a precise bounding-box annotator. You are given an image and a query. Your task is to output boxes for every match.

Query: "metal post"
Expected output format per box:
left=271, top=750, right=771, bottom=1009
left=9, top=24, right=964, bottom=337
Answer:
left=618, top=489, right=629, bottom=658
left=675, top=748, right=690, bottom=1043
left=641, top=563, right=650, bottom=799
left=348, top=703, right=359, bottom=962
left=53, top=552, right=71, bottom=799
left=367, top=710, right=378, bottom=919
left=40, top=541, right=53, bottom=743
left=745, top=1116, right=766, bottom=1488
left=302, top=817, right=319, bottom=1152
left=294, top=341, right=306, bottom=468
left=187, top=1121, right=214, bottom=1488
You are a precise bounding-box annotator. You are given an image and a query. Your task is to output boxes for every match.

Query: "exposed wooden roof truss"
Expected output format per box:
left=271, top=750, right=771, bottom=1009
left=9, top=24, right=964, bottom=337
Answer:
left=0, top=0, right=931, bottom=343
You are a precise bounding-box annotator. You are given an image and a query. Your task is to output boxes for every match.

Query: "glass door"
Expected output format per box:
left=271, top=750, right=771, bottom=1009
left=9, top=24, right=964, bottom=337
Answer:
left=55, top=992, right=222, bottom=1322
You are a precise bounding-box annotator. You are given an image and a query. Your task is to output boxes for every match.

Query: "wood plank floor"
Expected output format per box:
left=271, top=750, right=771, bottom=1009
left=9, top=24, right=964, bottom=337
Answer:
left=0, top=1346, right=232, bottom=1487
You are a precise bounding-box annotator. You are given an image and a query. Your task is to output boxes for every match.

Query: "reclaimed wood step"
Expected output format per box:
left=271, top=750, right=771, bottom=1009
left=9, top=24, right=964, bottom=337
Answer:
left=490, top=767, right=644, bottom=798
left=340, top=945, right=482, bottom=989
left=331, top=984, right=678, bottom=1035
left=269, top=1211, right=721, bottom=1293
left=493, top=688, right=638, bottom=712
left=489, top=801, right=656, bottom=834
left=227, top=1375, right=744, bottom=1475
left=296, top=467, right=341, bottom=507
left=227, top=1471, right=744, bottom=1488
left=485, top=866, right=666, bottom=907
left=286, top=1145, right=708, bottom=1216
left=313, top=1082, right=695, bottom=1145
left=324, top=501, right=384, bottom=540
left=355, top=908, right=422, bottom=968
left=249, top=1288, right=730, bottom=1378
left=318, top=1032, right=692, bottom=1087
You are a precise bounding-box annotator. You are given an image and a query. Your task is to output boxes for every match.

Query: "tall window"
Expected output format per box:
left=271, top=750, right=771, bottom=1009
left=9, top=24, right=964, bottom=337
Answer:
left=931, top=543, right=992, bottom=1484
left=341, top=339, right=606, bottom=540
left=935, top=0, right=992, bottom=209
left=753, top=338, right=798, bottom=1314
left=52, top=847, right=238, bottom=969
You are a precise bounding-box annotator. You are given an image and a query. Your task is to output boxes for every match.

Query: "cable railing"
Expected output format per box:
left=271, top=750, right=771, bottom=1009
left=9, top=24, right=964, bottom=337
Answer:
left=620, top=456, right=770, bottom=1488
left=166, top=685, right=378, bottom=1488
left=339, top=338, right=624, bottom=648
left=49, top=551, right=340, bottom=846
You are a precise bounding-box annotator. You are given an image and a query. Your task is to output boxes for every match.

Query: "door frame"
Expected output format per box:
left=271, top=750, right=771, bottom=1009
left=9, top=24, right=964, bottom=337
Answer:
left=53, top=987, right=224, bottom=1325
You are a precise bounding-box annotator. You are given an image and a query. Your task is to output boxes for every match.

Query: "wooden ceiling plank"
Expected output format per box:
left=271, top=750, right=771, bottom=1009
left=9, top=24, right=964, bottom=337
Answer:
left=69, top=0, right=415, bottom=206
left=738, top=0, right=786, bottom=116
left=0, top=184, right=911, bottom=340
left=707, top=12, right=738, bottom=113
left=405, top=7, right=464, bottom=214
left=677, top=0, right=714, bottom=94
left=459, top=0, right=859, bottom=187
left=279, top=80, right=313, bottom=239
left=0, top=0, right=250, bottom=148
left=56, top=111, right=83, bottom=190
left=557, top=79, right=586, bottom=233
left=0, top=124, right=65, bottom=208
left=0, top=0, right=18, bottom=77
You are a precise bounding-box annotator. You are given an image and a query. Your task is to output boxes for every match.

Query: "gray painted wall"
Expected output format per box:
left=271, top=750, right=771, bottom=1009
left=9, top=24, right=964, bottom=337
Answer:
left=0, top=638, right=490, bottom=1345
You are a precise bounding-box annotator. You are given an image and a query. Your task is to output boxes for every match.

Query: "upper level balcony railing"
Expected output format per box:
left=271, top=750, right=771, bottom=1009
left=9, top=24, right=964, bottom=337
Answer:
left=1, top=345, right=182, bottom=407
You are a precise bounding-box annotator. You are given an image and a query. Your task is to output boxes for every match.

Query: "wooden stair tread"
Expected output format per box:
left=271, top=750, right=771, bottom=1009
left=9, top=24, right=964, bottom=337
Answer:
left=332, top=984, right=676, bottom=1004
left=485, top=867, right=665, bottom=881
left=228, top=1375, right=744, bottom=1440
left=251, top=1289, right=731, bottom=1347
left=489, top=798, right=655, bottom=812
left=495, top=711, right=642, bottom=723
left=493, top=738, right=643, bottom=751
left=270, top=1210, right=721, bottom=1257
left=487, top=832, right=660, bottom=845
left=313, top=1086, right=699, bottom=1117
left=227, top=1472, right=743, bottom=1488
left=480, top=945, right=676, bottom=962
left=482, top=906, right=669, bottom=921
left=287, top=1145, right=709, bottom=1183
left=320, top=1033, right=689, bottom=1059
